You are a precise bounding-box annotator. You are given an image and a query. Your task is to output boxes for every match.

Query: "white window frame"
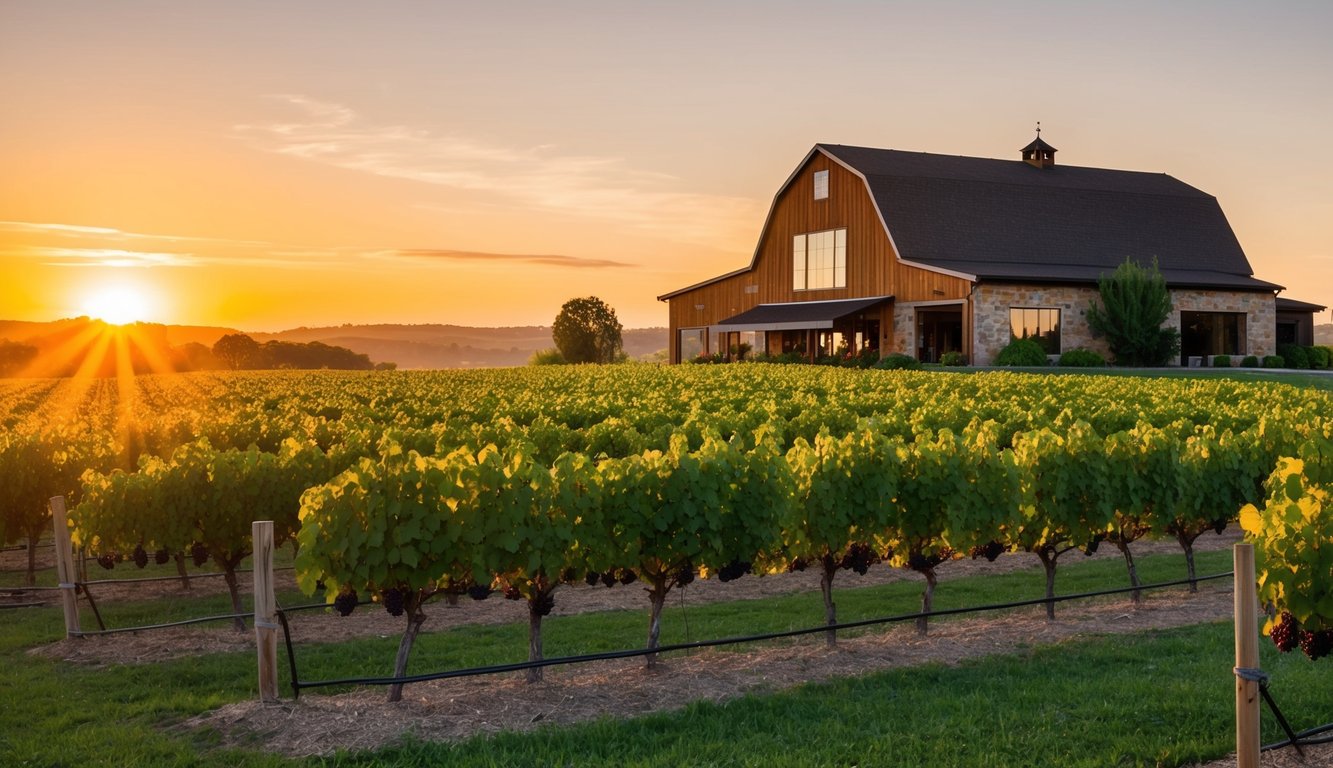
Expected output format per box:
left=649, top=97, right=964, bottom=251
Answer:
left=813, top=170, right=829, bottom=200
left=793, top=227, right=846, bottom=291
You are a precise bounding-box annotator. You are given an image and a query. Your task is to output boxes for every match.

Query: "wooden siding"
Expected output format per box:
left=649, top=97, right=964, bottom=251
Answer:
left=665, top=150, right=972, bottom=362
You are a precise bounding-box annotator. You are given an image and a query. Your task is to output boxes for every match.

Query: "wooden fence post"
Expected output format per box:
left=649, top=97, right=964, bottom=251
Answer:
left=252, top=520, right=278, bottom=702
left=1234, top=542, right=1260, bottom=768
left=49, top=496, right=81, bottom=637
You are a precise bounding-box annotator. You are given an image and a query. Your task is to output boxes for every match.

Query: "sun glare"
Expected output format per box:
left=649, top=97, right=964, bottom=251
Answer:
left=81, top=283, right=158, bottom=325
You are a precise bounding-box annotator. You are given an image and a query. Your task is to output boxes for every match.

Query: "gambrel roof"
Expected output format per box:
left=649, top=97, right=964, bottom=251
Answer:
left=817, top=143, right=1282, bottom=292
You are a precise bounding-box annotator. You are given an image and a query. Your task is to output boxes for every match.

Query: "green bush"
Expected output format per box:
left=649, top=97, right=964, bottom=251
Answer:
left=1211, top=354, right=1231, bottom=368
left=938, top=350, right=967, bottom=367
left=1263, top=355, right=1285, bottom=368
left=994, top=338, right=1048, bottom=366
left=1277, top=344, right=1310, bottom=369
left=1058, top=348, right=1105, bottom=367
left=1240, top=355, right=1259, bottom=368
left=1309, top=345, right=1331, bottom=370
left=529, top=348, right=565, bottom=365
left=873, top=353, right=922, bottom=370
left=690, top=352, right=725, bottom=364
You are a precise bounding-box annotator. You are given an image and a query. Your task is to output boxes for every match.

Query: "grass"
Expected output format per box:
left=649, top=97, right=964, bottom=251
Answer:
left=6, top=544, right=1331, bottom=767
left=944, top=365, right=1333, bottom=392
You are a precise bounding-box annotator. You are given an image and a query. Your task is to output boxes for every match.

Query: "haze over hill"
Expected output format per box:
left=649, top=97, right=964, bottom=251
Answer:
left=0, top=319, right=669, bottom=372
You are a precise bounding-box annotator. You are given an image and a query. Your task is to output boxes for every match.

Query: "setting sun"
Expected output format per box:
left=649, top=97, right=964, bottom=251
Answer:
left=80, top=283, right=159, bottom=325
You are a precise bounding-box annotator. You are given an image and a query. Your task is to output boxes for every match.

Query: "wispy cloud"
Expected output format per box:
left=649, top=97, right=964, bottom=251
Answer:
left=31, top=247, right=197, bottom=268
left=0, top=220, right=271, bottom=247
left=235, top=95, right=763, bottom=245
left=385, top=249, right=634, bottom=269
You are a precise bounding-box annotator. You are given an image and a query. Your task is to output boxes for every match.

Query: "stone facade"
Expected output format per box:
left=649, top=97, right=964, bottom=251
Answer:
left=969, top=284, right=1275, bottom=366
left=1169, top=289, right=1276, bottom=363
left=971, top=285, right=1109, bottom=366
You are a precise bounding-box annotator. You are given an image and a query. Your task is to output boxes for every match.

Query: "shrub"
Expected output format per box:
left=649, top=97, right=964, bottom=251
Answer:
left=690, top=352, right=725, bottom=364
left=853, top=348, right=882, bottom=369
left=939, top=351, right=967, bottom=367
left=1058, top=348, right=1105, bottom=367
left=1211, top=355, right=1232, bottom=368
left=994, top=338, right=1048, bottom=367
left=1263, top=355, right=1285, bottom=368
left=1240, top=355, right=1259, bottom=368
left=529, top=348, right=566, bottom=366
left=873, top=353, right=922, bottom=370
left=1086, top=258, right=1181, bottom=366
left=1308, top=345, right=1331, bottom=370
left=1277, top=344, right=1310, bottom=369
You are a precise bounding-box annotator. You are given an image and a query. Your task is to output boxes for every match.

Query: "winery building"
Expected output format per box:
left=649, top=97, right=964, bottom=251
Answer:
left=658, top=134, right=1322, bottom=365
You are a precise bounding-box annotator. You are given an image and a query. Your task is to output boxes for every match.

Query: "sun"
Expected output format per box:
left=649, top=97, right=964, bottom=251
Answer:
left=80, top=283, right=159, bottom=325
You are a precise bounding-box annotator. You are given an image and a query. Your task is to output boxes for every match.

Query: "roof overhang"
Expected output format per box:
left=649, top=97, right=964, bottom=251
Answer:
left=1276, top=296, right=1327, bottom=312
left=713, top=296, right=892, bottom=332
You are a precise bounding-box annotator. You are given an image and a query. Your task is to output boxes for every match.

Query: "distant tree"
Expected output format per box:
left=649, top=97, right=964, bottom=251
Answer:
left=0, top=340, right=38, bottom=377
left=552, top=297, right=623, bottom=364
left=374, top=361, right=398, bottom=371
left=171, top=342, right=222, bottom=371
left=213, top=333, right=263, bottom=370
left=1086, top=258, right=1181, bottom=366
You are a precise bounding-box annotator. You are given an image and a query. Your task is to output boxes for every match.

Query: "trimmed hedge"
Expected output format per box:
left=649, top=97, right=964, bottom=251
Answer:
left=1059, top=348, right=1105, bottom=367
left=995, top=338, right=1048, bottom=367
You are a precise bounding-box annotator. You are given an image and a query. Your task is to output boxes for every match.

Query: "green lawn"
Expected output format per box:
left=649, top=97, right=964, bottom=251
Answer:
left=5, top=546, right=1330, bottom=767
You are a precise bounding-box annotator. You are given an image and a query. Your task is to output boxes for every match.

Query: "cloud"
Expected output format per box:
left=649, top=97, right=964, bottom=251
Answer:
left=386, top=249, right=634, bottom=269
left=0, top=220, right=271, bottom=247
left=26, top=247, right=197, bottom=268
left=235, top=96, right=763, bottom=246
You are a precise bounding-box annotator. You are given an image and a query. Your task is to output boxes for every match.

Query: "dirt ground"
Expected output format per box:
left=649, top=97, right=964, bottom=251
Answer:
left=22, top=529, right=1327, bottom=765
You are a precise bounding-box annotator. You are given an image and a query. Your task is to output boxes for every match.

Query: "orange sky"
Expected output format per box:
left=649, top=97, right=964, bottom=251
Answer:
left=2, top=2, right=1330, bottom=331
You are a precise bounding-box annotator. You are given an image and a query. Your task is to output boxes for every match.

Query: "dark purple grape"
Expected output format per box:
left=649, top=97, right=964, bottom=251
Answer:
left=559, top=567, right=578, bottom=583
left=532, top=593, right=555, bottom=616
left=153, top=548, right=170, bottom=565
left=1299, top=628, right=1331, bottom=661
left=333, top=589, right=358, bottom=617
left=1212, top=518, right=1229, bottom=535
left=96, top=553, right=117, bottom=570
left=618, top=569, right=638, bottom=586
left=381, top=586, right=406, bottom=617
left=132, top=544, right=148, bottom=569
left=1271, top=612, right=1297, bottom=653
left=676, top=565, right=695, bottom=587
left=467, top=584, right=491, bottom=601
left=600, top=571, right=617, bottom=588
left=503, top=585, right=523, bottom=600
left=190, top=542, right=208, bottom=567
left=789, top=557, right=808, bottom=573
left=585, top=571, right=599, bottom=587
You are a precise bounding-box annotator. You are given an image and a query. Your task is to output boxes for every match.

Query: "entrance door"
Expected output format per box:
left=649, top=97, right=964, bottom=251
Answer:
left=1180, top=311, right=1245, bottom=365
left=916, top=309, right=963, bottom=363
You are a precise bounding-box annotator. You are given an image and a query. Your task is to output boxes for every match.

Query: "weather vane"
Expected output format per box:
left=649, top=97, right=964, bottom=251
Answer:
left=1036, top=121, right=1041, bottom=138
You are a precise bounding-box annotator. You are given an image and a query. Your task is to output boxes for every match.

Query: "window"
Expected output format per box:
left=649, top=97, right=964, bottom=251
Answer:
left=1009, top=307, right=1061, bottom=354
left=813, top=170, right=829, bottom=200
left=793, top=228, right=846, bottom=290
left=678, top=328, right=706, bottom=361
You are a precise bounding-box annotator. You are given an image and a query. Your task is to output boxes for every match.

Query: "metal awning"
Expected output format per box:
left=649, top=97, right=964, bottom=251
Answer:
left=713, top=296, right=892, bottom=332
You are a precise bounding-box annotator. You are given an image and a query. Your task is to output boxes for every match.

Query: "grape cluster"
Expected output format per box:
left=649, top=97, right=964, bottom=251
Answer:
left=717, top=560, right=751, bottom=582
left=467, top=584, right=492, bottom=601
left=333, top=588, right=358, bottom=617
left=676, top=565, right=695, bottom=587
left=584, top=571, right=600, bottom=587
left=132, top=544, right=148, bottom=569
left=788, top=557, right=809, bottom=573
left=1299, top=628, right=1332, bottom=661
left=600, top=571, right=617, bottom=588
left=502, top=585, right=523, bottom=600
left=190, top=542, right=208, bottom=567
left=907, top=549, right=950, bottom=572
left=969, top=540, right=1005, bottom=562
left=840, top=543, right=878, bottom=575
left=381, top=586, right=407, bottom=616
left=96, top=552, right=117, bottom=570
left=1270, top=612, right=1298, bottom=652
left=1212, top=518, right=1229, bottom=535
left=559, top=567, right=578, bottom=584
left=618, top=569, right=638, bottom=586
left=153, top=548, right=170, bottom=565
left=1083, top=536, right=1103, bottom=557
left=532, top=592, right=556, bottom=616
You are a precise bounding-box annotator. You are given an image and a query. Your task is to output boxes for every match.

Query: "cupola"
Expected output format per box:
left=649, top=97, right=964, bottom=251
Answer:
left=1021, top=122, right=1057, bottom=168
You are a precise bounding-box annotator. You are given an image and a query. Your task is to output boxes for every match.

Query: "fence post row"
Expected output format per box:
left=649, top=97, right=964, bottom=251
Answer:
left=1234, top=542, right=1260, bottom=768
left=253, top=520, right=278, bottom=703
left=48, top=496, right=81, bottom=637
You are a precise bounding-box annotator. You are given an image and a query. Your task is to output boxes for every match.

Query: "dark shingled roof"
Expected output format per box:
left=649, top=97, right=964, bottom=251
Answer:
left=715, top=296, right=891, bottom=332
left=1276, top=297, right=1327, bottom=312
left=817, top=144, right=1279, bottom=291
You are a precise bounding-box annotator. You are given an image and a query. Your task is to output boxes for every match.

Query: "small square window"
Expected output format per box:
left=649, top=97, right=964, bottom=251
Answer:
left=813, top=170, right=829, bottom=200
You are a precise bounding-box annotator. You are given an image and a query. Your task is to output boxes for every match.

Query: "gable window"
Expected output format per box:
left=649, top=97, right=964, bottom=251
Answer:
left=813, top=170, right=829, bottom=200
left=1009, top=307, right=1061, bottom=354
left=793, top=228, right=846, bottom=290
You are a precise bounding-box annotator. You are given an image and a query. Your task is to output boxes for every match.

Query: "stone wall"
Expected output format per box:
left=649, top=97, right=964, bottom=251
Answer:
left=970, top=284, right=1276, bottom=366
left=971, top=285, right=1108, bottom=366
